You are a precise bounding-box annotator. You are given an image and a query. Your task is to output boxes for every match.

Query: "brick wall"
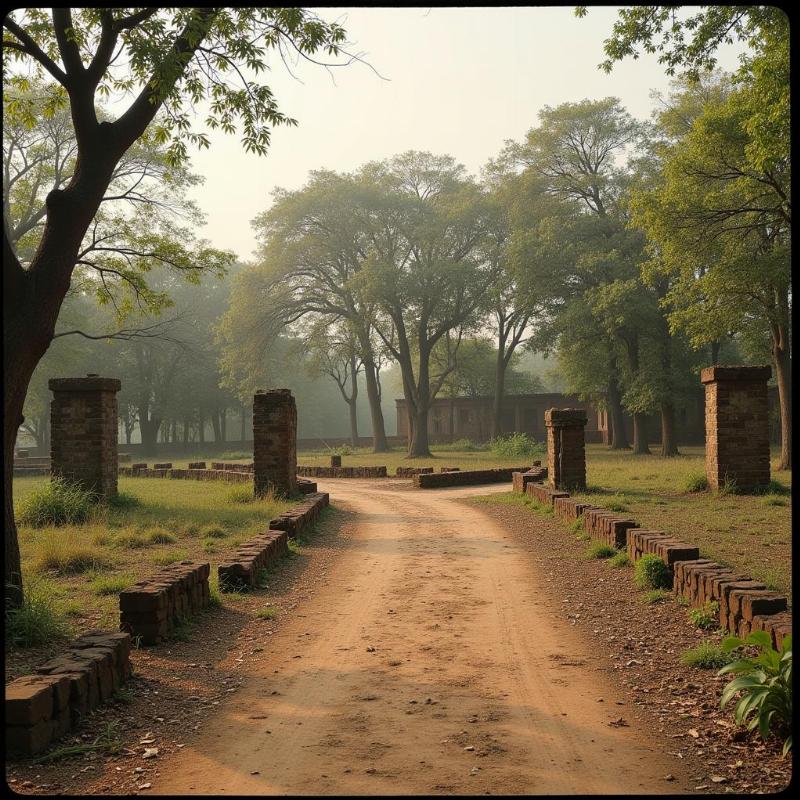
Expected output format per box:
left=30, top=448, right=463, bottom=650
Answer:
left=253, top=389, right=297, bottom=498
left=296, top=465, right=388, bottom=478
left=218, top=530, right=289, bottom=591
left=545, top=408, right=587, bottom=491
left=701, top=365, right=771, bottom=492
left=268, top=492, right=329, bottom=538
left=414, top=467, right=529, bottom=489
left=49, top=376, right=121, bottom=500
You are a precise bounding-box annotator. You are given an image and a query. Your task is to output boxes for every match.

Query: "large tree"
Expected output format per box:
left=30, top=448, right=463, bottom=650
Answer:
left=3, top=8, right=350, bottom=608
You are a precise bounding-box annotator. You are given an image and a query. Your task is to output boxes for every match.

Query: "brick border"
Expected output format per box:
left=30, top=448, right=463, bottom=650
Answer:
left=414, top=467, right=530, bottom=489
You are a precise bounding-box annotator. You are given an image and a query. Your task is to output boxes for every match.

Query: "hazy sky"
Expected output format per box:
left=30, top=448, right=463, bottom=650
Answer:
left=184, top=6, right=746, bottom=262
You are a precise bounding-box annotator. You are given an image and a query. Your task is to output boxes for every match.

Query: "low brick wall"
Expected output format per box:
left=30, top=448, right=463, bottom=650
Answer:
left=512, top=467, right=547, bottom=493
left=520, top=483, right=792, bottom=648
left=12, top=466, right=49, bottom=477
left=153, top=462, right=172, bottom=470
left=268, top=492, right=329, bottom=538
left=119, top=561, right=210, bottom=645
left=218, top=530, right=289, bottom=591
left=296, top=465, right=387, bottom=478
left=414, top=467, right=529, bottom=489
left=7, top=630, right=131, bottom=757
left=395, top=466, right=434, bottom=477
left=297, top=478, right=317, bottom=494
left=188, top=461, right=206, bottom=469
left=440, top=467, right=461, bottom=473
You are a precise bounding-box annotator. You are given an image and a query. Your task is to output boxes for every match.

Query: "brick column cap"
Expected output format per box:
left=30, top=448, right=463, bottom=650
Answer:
left=545, top=408, right=588, bottom=426
left=700, top=365, right=771, bottom=385
left=254, top=388, right=294, bottom=403
left=48, top=376, right=121, bottom=393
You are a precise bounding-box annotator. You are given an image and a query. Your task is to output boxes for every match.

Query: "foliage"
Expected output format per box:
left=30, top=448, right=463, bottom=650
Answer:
left=688, top=601, right=720, bottom=630
left=584, top=543, right=617, bottom=560
left=684, top=471, right=709, bottom=493
left=5, top=576, right=71, bottom=647
left=608, top=551, right=631, bottom=568
left=634, top=554, right=671, bottom=590
left=681, top=641, right=732, bottom=669
left=489, top=432, right=544, bottom=460
left=15, top=477, right=96, bottom=527
left=434, top=438, right=488, bottom=452
left=88, top=573, right=135, bottom=596
left=720, top=631, right=792, bottom=755
left=34, top=538, right=114, bottom=576
left=256, top=605, right=278, bottom=620
left=642, top=588, right=671, bottom=604
left=227, top=486, right=255, bottom=504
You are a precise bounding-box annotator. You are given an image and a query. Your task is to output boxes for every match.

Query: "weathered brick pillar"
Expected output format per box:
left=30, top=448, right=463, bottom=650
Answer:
left=330, top=454, right=341, bottom=468
left=253, top=389, right=297, bottom=497
left=701, top=365, right=771, bottom=492
left=49, top=375, right=121, bottom=499
left=545, top=408, right=588, bottom=491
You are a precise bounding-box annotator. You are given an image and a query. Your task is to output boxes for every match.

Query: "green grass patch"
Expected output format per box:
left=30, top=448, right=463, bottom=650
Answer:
left=642, top=589, right=672, bottom=605
left=256, top=605, right=277, bottom=620
left=34, top=537, right=115, bottom=575
left=151, top=549, right=189, bottom=566
left=680, top=641, right=732, bottom=669
left=88, top=572, right=135, bottom=595
left=15, top=478, right=96, bottom=527
left=688, top=601, right=720, bottom=630
left=683, top=471, right=709, bottom=493
left=584, top=543, right=617, bottom=560
left=5, top=576, right=72, bottom=647
left=201, top=525, right=227, bottom=539
left=147, top=529, right=176, bottom=545
left=608, top=551, right=631, bottom=568
left=226, top=486, right=255, bottom=504
left=634, top=554, right=671, bottom=590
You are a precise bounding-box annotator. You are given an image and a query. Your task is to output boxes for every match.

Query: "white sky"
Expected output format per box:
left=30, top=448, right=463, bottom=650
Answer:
left=182, top=6, right=747, bottom=262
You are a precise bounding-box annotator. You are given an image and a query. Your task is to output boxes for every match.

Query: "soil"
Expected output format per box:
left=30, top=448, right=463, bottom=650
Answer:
left=6, top=479, right=791, bottom=795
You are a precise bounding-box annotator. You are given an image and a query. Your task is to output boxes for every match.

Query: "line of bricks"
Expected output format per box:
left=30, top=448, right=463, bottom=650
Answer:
left=118, top=466, right=318, bottom=494
left=395, top=466, right=434, bottom=477
left=268, top=491, right=330, bottom=538
left=7, top=631, right=131, bottom=757
left=218, top=531, right=289, bottom=591
left=511, top=463, right=547, bottom=493
left=296, top=465, right=388, bottom=478
left=514, top=476, right=791, bottom=649
left=414, top=466, right=530, bottom=489
left=119, top=561, right=210, bottom=645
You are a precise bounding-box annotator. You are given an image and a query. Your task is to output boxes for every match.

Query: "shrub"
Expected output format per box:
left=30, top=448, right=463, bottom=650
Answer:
left=719, top=631, right=792, bottom=756
left=435, top=437, right=487, bottom=452
left=688, top=601, right=720, bottom=630
left=634, top=554, right=671, bottom=590
left=642, top=589, right=671, bottom=605
left=326, top=444, right=352, bottom=456
left=16, top=478, right=96, bottom=527
left=35, top=538, right=114, bottom=575
left=584, top=543, right=617, bottom=560
left=609, top=551, right=631, bottom=568
left=227, top=486, right=254, bottom=504
left=201, top=525, right=227, bottom=539
left=5, top=577, right=71, bottom=647
left=681, top=642, right=732, bottom=669
left=569, top=516, right=584, bottom=534
left=684, top=471, right=709, bottom=493
left=202, top=539, right=218, bottom=554
left=489, top=432, right=545, bottom=460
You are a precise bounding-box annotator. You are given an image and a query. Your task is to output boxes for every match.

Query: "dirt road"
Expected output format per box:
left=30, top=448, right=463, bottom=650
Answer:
left=155, top=479, right=689, bottom=795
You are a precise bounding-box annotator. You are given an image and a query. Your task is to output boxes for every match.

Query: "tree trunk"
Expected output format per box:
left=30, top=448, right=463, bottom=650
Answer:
left=139, top=411, right=160, bottom=455
left=710, top=340, right=721, bottom=364
left=183, top=416, right=190, bottom=446
left=362, top=357, right=388, bottom=453
left=660, top=402, right=680, bottom=457
left=220, top=408, right=227, bottom=442
left=632, top=413, right=651, bottom=455
left=240, top=402, right=246, bottom=443
left=198, top=409, right=205, bottom=444
left=772, top=321, right=791, bottom=470
left=607, top=367, right=629, bottom=450
left=409, top=403, right=432, bottom=457
left=211, top=408, right=221, bottom=443
left=491, top=349, right=506, bottom=440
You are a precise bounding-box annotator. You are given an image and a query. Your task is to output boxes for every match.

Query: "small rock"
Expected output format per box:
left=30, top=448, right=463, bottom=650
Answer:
left=138, top=783, right=152, bottom=790
left=464, top=746, right=475, bottom=751
left=711, top=776, right=727, bottom=783
left=142, top=748, right=159, bottom=759
left=665, top=775, right=674, bottom=782
left=250, top=770, right=260, bottom=775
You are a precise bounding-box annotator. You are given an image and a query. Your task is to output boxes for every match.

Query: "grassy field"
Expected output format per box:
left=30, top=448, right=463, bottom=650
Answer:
left=9, top=476, right=293, bottom=666
left=544, top=445, right=791, bottom=598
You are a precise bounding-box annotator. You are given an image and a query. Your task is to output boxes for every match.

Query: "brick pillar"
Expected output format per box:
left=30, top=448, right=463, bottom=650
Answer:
left=701, top=365, right=771, bottom=492
left=545, top=408, right=587, bottom=491
left=49, top=375, right=121, bottom=499
left=253, top=389, right=297, bottom=497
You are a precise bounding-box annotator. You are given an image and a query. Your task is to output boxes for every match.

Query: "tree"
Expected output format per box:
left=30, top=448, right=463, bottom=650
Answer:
left=631, top=61, right=791, bottom=469
left=3, top=8, right=350, bottom=608
left=356, top=152, right=497, bottom=457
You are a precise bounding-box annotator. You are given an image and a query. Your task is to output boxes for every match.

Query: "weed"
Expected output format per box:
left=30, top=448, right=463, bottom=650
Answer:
left=92, top=532, right=111, bottom=547
left=489, top=432, right=545, bottom=460
left=676, top=595, right=690, bottom=607
left=602, top=495, right=629, bottom=513
left=717, top=474, right=739, bottom=496
left=5, top=577, right=71, bottom=647
left=256, top=605, right=277, bottom=620
left=227, top=486, right=255, bottom=504
left=255, top=568, right=269, bottom=589
left=202, top=539, right=218, bottom=554
left=34, top=720, right=122, bottom=763
left=16, top=478, right=96, bottom=527
left=684, top=471, right=709, bottom=493
left=642, top=589, right=671, bottom=604
left=688, top=601, right=720, bottom=630
left=584, top=543, right=617, bottom=560
left=151, top=549, right=189, bottom=566
left=568, top=516, right=585, bottom=534
left=609, top=551, right=631, bottom=568
left=681, top=642, right=732, bottom=669
left=634, top=554, right=671, bottom=590
left=88, top=573, right=134, bottom=595
left=35, top=538, right=114, bottom=575
left=147, top=529, right=176, bottom=545
left=201, top=525, right=227, bottom=539
left=112, top=686, right=134, bottom=705
left=111, top=533, right=150, bottom=549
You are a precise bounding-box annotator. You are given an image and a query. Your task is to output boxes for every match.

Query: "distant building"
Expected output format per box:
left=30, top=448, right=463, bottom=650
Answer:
left=395, top=391, right=714, bottom=446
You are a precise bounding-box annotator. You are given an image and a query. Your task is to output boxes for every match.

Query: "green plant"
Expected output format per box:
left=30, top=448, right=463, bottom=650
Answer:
left=88, top=573, right=134, bottom=595
left=147, top=529, right=176, bottom=544
left=111, top=532, right=150, bottom=549
left=435, top=437, right=488, bottom=452
left=634, top=554, right=671, bottom=590
left=16, top=477, right=96, bottom=527
left=602, top=495, right=629, bottom=513
left=584, top=543, right=617, bottom=560
left=226, top=486, right=255, bottom=504
left=688, top=600, right=720, bottom=630
left=202, top=538, right=218, bottom=553
left=489, top=432, right=545, bottom=460
left=326, top=443, right=352, bottom=456
left=201, top=525, right=227, bottom=539
left=34, top=539, right=114, bottom=575
left=256, top=605, right=277, bottom=620
left=33, top=719, right=122, bottom=763
left=684, top=471, right=709, bottom=493
left=255, top=568, right=269, bottom=589
left=151, top=549, right=189, bottom=566
left=717, top=473, right=739, bottom=496
left=642, top=589, right=671, bottom=604
left=5, top=577, right=71, bottom=647
left=681, top=641, right=732, bottom=669
left=568, top=516, right=584, bottom=534
left=676, top=595, right=690, bottom=607
left=609, top=551, right=631, bottom=568
left=719, top=631, right=792, bottom=756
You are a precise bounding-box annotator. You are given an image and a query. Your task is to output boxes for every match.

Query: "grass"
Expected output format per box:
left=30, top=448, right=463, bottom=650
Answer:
left=680, top=641, right=733, bottom=669
left=5, top=575, right=72, bottom=647
left=569, top=444, right=791, bottom=597
left=608, top=551, right=631, bottom=568
left=642, top=589, right=672, bottom=605
left=688, top=601, right=720, bottom=630
left=10, top=475, right=295, bottom=642
left=584, top=542, right=617, bottom=560
left=634, top=554, right=672, bottom=590
left=255, top=605, right=278, bottom=620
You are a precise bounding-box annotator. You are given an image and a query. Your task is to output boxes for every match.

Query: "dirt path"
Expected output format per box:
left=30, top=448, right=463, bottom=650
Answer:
left=154, top=479, right=691, bottom=795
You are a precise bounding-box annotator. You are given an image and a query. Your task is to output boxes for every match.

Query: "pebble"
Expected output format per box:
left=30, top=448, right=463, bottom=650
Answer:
left=464, top=746, right=475, bottom=751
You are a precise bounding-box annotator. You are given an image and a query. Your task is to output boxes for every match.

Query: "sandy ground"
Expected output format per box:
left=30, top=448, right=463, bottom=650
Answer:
left=148, top=479, right=696, bottom=795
